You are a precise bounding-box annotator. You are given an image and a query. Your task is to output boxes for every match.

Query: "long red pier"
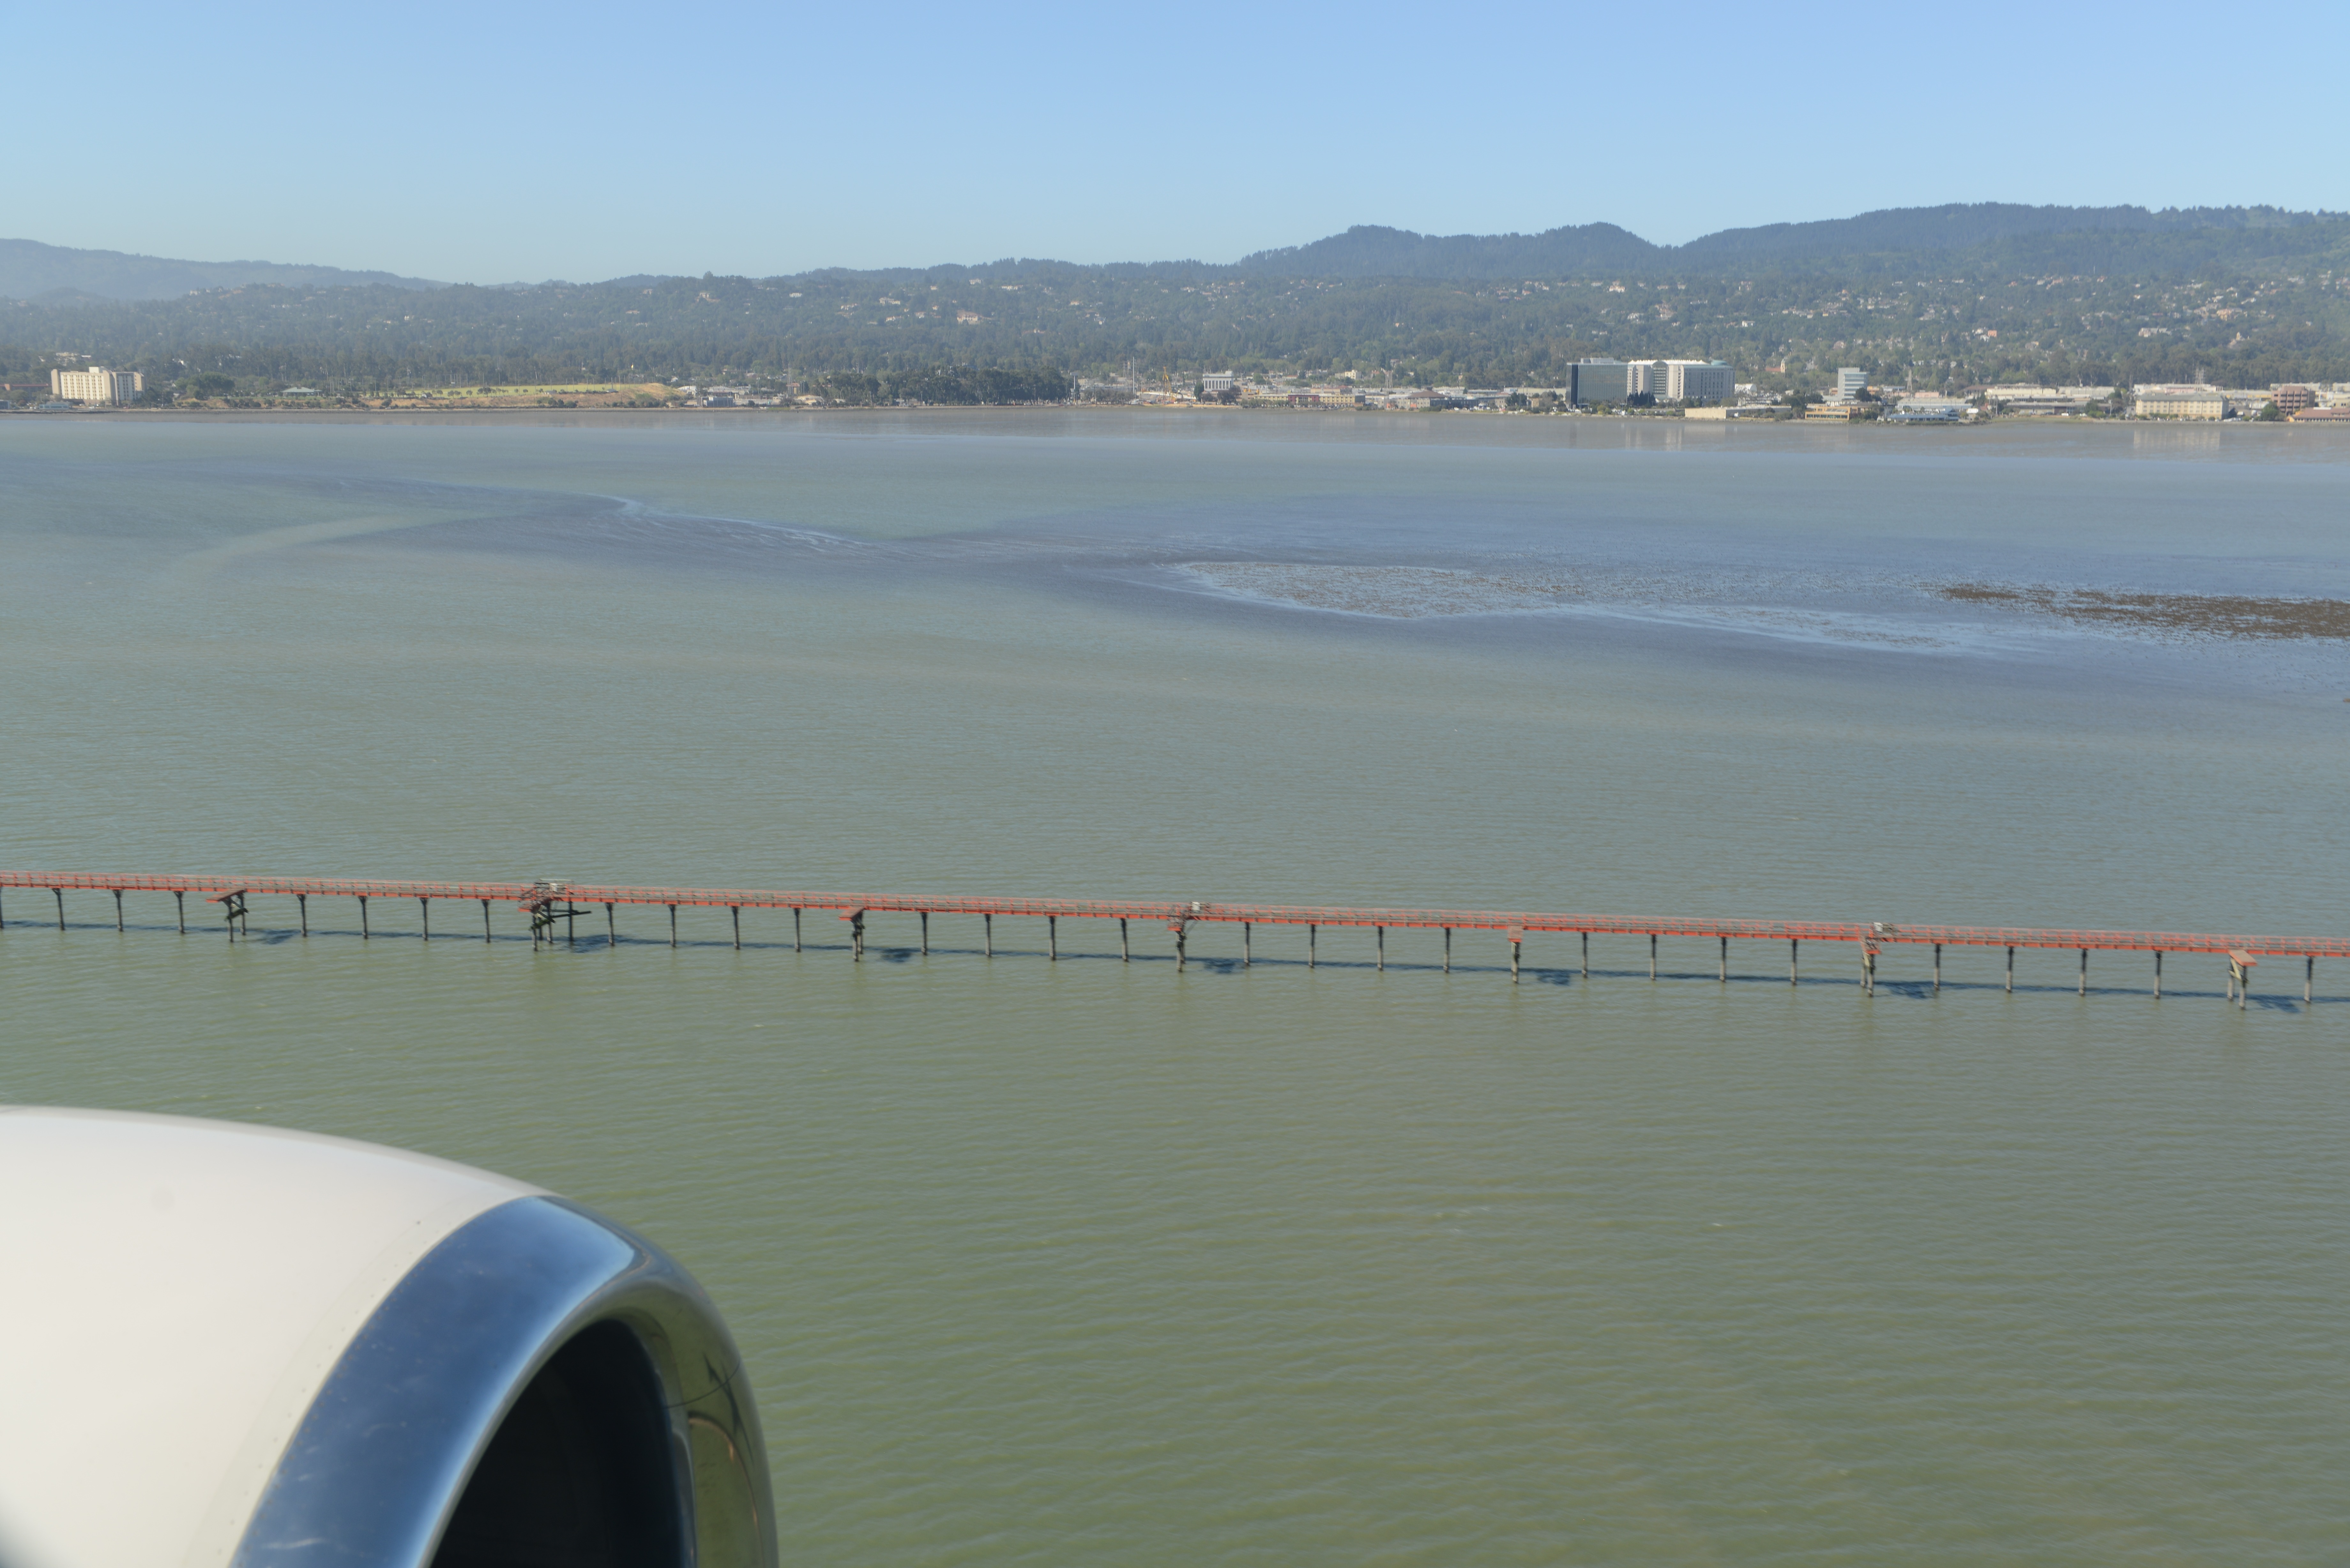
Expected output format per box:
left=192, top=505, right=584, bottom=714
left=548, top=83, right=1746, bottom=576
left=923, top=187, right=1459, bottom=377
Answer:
left=3, top=869, right=2337, bottom=1003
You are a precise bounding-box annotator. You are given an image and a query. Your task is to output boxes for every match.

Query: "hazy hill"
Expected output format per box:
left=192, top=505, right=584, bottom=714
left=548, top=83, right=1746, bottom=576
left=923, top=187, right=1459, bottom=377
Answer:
left=5, top=202, right=2347, bottom=396
left=1241, top=204, right=2350, bottom=280
left=0, top=237, right=442, bottom=301
left=1238, top=223, right=1663, bottom=279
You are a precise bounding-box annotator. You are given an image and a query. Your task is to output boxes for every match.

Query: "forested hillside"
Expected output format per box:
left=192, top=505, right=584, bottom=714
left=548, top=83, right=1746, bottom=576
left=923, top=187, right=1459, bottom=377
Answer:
left=7, top=205, right=2347, bottom=396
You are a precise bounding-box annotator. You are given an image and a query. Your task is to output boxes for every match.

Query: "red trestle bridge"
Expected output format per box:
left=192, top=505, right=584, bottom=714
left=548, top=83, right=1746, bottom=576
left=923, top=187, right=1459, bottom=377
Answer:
left=3, top=870, right=2337, bottom=1006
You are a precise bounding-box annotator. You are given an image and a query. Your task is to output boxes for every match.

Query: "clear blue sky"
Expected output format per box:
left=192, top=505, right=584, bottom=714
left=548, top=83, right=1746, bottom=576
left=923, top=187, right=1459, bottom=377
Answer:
left=15, top=0, right=2346, bottom=283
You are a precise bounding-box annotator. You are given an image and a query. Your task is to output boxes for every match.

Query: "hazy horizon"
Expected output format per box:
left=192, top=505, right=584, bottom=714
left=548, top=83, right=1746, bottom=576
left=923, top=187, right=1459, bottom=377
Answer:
left=13, top=2, right=2345, bottom=285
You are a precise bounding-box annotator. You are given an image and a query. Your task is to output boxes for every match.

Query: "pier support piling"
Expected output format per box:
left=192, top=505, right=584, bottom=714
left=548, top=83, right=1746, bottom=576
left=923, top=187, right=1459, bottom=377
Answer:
left=605, top=902, right=615, bottom=948
left=1376, top=926, right=1384, bottom=971
left=2079, top=948, right=2087, bottom=996
left=919, top=910, right=928, bottom=955
left=482, top=899, right=492, bottom=942
left=113, top=889, right=123, bottom=932
left=848, top=910, right=865, bottom=961
left=2154, top=950, right=2162, bottom=999
left=1510, top=934, right=1522, bottom=984
left=1444, top=927, right=1452, bottom=974
left=55, top=887, right=65, bottom=930
left=668, top=905, right=677, bottom=948
left=1049, top=915, right=1058, bottom=961
left=793, top=908, right=802, bottom=953
left=2306, top=955, right=2314, bottom=1005
left=421, top=898, right=430, bottom=941
left=1174, top=921, right=1188, bottom=972
left=1122, top=918, right=1130, bottom=962
left=176, top=891, right=185, bottom=934
left=1649, top=933, right=1657, bottom=981
left=1308, top=924, right=1316, bottom=969
left=1933, top=942, right=1942, bottom=992
left=359, top=896, right=369, bottom=940
left=1240, top=921, right=1247, bottom=967
left=1583, top=931, right=1589, bottom=979
left=2006, top=946, right=2014, bottom=993
left=983, top=913, right=991, bottom=958
left=297, top=894, right=307, bottom=937
left=1790, top=939, right=1799, bottom=986
left=1720, top=936, right=1728, bottom=983
left=732, top=906, right=741, bottom=950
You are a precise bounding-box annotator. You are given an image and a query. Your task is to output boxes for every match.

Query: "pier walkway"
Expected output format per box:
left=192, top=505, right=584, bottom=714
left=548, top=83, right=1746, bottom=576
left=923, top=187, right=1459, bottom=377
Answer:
left=4, top=869, right=2339, bottom=1005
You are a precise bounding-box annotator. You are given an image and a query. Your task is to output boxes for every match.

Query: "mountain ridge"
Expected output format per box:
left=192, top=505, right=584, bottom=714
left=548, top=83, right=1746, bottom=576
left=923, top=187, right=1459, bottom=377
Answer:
left=1235, top=204, right=2350, bottom=279
left=0, top=237, right=443, bottom=302
left=10, top=203, right=2350, bottom=301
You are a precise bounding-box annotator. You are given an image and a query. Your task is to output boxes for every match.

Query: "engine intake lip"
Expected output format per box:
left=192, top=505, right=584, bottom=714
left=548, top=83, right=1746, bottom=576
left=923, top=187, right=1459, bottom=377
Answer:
left=232, top=1194, right=774, bottom=1568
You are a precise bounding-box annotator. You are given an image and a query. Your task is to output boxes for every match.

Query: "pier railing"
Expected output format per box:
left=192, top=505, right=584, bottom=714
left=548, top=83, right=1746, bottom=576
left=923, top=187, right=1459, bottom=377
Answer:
left=4, top=869, right=2337, bottom=1004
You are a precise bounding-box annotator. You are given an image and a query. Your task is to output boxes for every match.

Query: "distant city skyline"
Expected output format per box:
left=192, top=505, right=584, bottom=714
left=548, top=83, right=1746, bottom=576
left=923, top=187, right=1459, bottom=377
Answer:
left=18, top=0, right=2348, bottom=284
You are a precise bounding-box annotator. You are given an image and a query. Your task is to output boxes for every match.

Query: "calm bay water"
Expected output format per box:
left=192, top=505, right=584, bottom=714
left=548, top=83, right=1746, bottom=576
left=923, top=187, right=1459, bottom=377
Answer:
left=3, top=411, right=2346, bottom=1562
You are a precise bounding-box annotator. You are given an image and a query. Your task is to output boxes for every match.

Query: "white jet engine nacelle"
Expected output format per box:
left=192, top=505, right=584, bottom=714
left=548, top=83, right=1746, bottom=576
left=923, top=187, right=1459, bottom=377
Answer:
left=0, top=1106, right=776, bottom=1568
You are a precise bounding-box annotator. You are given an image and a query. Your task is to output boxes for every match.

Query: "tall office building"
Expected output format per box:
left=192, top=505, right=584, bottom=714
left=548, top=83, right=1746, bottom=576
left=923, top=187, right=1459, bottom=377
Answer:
left=1664, top=361, right=1734, bottom=402
left=1834, top=367, right=1868, bottom=403
left=51, top=367, right=144, bottom=404
left=1571, top=360, right=1629, bottom=404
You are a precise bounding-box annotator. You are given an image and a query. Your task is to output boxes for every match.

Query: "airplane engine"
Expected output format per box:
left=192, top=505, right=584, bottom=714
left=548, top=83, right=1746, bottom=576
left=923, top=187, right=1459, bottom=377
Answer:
left=0, top=1106, right=776, bottom=1568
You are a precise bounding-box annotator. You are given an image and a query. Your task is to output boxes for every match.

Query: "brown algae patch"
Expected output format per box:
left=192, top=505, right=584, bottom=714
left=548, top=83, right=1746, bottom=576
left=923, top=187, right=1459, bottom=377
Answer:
left=1943, top=584, right=2350, bottom=640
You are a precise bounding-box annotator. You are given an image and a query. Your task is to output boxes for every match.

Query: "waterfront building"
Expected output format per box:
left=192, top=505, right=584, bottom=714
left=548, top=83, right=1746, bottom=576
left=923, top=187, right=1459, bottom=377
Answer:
left=1984, top=386, right=2111, bottom=415
left=1201, top=372, right=1237, bottom=395
left=1832, top=367, right=1868, bottom=403
left=2134, top=388, right=2226, bottom=420
left=1570, top=360, right=1629, bottom=405
left=1888, top=396, right=1969, bottom=423
left=1665, top=361, right=1734, bottom=403
left=49, top=367, right=143, bottom=404
left=1616, top=360, right=1735, bottom=404
left=2270, top=384, right=2317, bottom=413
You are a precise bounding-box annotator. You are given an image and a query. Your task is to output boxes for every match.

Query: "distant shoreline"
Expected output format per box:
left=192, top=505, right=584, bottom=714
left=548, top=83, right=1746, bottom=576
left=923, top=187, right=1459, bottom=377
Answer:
left=7, top=403, right=2343, bottom=429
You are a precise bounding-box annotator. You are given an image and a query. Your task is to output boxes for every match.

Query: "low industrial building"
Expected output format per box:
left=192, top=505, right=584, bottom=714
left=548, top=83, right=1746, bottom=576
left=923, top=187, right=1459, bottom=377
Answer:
left=1984, top=385, right=2110, bottom=415
left=2134, top=388, right=2226, bottom=420
left=1887, top=396, right=1970, bottom=423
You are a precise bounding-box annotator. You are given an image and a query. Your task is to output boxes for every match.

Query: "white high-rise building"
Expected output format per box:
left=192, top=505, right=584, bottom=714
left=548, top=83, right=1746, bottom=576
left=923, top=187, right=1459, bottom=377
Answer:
left=1665, top=361, right=1734, bottom=402
left=51, top=367, right=143, bottom=404
left=1833, top=367, right=1868, bottom=403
